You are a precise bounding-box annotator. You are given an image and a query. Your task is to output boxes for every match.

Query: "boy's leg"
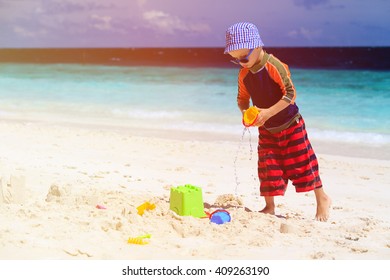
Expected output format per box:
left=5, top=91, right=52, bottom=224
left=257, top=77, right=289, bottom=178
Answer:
left=314, top=187, right=331, bottom=222
left=260, top=196, right=275, bottom=215
left=258, top=151, right=286, bottom=198
left=257, top=129, right=287, bottom=215
left=283, top=117, right=331, bottom=221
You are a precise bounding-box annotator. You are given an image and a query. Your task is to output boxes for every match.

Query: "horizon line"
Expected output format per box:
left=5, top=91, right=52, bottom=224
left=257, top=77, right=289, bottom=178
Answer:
left=0, top=46, right=389, bottom=50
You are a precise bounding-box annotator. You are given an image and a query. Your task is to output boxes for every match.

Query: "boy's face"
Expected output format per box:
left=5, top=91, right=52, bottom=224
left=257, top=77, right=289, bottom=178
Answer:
left=229, top=48, right=259, bottom=68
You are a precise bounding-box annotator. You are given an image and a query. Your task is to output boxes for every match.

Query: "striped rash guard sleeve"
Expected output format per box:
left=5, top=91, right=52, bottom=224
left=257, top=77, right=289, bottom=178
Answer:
left=237, top=68, right=251, bottom=109
left=266, top=55, right=296, bottom=104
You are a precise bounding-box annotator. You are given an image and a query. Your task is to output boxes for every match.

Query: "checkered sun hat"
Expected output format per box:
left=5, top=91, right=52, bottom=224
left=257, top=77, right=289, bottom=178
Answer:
left=224, top=22, right=264, bottom=54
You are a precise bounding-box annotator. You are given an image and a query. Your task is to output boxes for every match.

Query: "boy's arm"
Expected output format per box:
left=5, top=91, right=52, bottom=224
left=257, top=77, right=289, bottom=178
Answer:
left=268, top=98, right=290, bottom=116
left=268, top=56, right=296, bottom=104
left=254, top=99, right=290, bottom=127
left=237, top=69, right=251, bottom=115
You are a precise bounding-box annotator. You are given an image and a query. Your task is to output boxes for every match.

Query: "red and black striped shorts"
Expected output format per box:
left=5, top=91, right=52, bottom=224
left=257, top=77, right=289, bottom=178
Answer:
left=258, top=117, right=322, bottom=196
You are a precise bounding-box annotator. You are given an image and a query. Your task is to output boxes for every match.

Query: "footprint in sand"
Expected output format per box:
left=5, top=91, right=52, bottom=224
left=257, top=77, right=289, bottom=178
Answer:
left=280, top=222, right=298, bottom=234
left=63, top=249, right=93, bottom=258
left=0, top=175, right=26, bottom=204
left=351, top=247, right=368, bottom=253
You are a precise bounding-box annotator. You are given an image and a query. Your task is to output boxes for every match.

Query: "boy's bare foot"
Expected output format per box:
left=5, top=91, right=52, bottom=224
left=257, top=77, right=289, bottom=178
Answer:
left=314, top=188, right=331, bottom=222
left=260, top=205, right=275, bottom=215
left=260, top=196, right=275, bottom=215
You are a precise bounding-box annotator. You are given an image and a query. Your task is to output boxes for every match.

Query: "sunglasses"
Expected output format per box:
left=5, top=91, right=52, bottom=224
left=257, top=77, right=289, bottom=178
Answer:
left=230, top=48, right=254, bottom=65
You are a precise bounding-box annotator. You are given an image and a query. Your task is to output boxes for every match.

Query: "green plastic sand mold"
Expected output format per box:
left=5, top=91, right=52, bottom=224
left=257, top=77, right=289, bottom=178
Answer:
left=169, top=184, right=205, bottom=218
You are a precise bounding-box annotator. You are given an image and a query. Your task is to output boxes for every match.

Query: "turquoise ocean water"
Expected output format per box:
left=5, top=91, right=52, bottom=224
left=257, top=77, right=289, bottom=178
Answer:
left=0, top=63, right=389, bottom=148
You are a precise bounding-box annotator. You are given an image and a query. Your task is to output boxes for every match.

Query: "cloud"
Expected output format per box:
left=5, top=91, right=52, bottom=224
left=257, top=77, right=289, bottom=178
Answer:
left=13, top=26, right=35, bottom=38
left=136, top=0, right=148, bottom=7
left=142, top=10, right=211, bottom=35
left=293, top=0, right=330, bottom=9
left=41, top=0, right=115, bottom=15
left=293, top=0, right=345, bottom=10
left=33, top=1, right=133, bottom=36
left=90, top=14, right=112, bottom=31
left=288, top=27, right=322, bottom=41
left=13, top=25, right=46, bottom=38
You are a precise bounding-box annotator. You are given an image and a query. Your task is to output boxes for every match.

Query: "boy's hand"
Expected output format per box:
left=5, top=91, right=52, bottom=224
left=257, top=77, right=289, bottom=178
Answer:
left=253, top=108, right=272, bottom=127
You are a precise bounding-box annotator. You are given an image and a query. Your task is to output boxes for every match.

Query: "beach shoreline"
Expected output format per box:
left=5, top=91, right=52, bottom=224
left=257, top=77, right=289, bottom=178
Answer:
left=0, top=118, right=389, bottom=260
left=1, top=116, right=389, bottom=160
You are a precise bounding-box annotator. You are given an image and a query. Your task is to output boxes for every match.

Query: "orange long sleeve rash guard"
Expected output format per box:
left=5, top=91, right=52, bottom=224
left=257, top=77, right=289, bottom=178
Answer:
left=237, top=51, right=300, bottom=132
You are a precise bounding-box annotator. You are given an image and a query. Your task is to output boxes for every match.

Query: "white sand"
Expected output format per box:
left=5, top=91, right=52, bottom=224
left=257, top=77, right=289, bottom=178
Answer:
left=0, top=119, right=389, bottom=260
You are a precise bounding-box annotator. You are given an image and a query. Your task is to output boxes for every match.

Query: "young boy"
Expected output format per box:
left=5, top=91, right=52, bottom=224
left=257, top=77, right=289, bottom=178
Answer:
left=225, top=22, right=331, bottom=221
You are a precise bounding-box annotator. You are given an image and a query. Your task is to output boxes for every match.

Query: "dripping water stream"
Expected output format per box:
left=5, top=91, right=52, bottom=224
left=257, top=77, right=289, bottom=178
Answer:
left=233, top=127, right=259, bottom=209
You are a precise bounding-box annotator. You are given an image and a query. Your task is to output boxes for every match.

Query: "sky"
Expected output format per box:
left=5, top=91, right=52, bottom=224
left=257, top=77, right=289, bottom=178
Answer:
left=0, top=0, right=389, bottom=48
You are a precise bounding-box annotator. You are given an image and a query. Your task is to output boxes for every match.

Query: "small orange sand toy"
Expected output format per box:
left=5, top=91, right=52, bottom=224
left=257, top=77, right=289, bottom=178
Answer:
left=242, top=106, right=260, bottom=127
left=136, top=202, right=156, bottom=216
left=127, top=234, right=151, bottom=245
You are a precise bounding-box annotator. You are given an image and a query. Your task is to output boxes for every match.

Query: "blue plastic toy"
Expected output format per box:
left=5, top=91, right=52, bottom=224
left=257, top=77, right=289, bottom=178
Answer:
left=209, top=209, right=231, bottom=225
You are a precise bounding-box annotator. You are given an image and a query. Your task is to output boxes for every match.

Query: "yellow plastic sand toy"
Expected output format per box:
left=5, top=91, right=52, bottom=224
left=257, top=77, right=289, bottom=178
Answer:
left=137, top=202, right=156, bottom=216
left=243, top=106, right=260, bottom=127
left=127, top=234, right=151, bottom=245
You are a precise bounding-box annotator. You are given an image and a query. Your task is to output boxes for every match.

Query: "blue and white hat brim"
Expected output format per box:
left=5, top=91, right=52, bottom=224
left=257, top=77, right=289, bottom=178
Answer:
left=224, top=40, right=264, bottom=54
left=224, top=22, right=264, bottom=54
